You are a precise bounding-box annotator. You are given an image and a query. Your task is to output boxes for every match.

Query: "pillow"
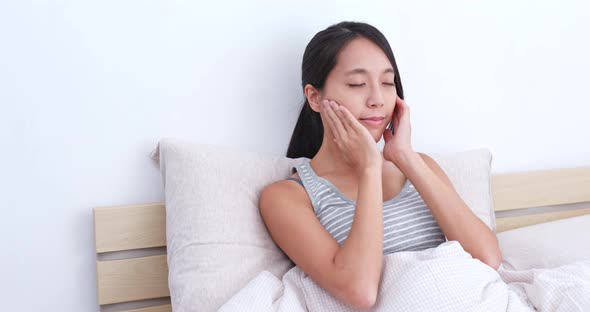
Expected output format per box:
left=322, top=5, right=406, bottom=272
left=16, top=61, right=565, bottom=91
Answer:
left=429, top=148, right=496, bottom=231
left=497, top=214, right=590, bottom=270
left=152, top=138, right=300, bottom=312
left=151, top=138, right=495, bottom=311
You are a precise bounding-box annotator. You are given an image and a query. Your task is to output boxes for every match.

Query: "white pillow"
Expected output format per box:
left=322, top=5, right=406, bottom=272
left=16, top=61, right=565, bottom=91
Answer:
left=497, top=214, right=590, bottom=270
left=152, top=138, right=495, bottom=312
left=152, top=138, right=299, bottom=312
left=429, top=148, right=496, bottom=231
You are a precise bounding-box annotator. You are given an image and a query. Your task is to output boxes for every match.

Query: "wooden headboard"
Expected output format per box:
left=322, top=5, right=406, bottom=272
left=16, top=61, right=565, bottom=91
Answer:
left=93, top=166, right=590, bottom=311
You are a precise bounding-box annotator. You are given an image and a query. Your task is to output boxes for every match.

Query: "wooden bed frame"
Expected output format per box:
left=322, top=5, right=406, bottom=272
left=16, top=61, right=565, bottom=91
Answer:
left=93, top=166, right=590, bottom=312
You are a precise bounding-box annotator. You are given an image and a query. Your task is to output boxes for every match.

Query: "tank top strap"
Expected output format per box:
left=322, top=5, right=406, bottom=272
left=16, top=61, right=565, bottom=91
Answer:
left=290, top=158, right=324, bottom=212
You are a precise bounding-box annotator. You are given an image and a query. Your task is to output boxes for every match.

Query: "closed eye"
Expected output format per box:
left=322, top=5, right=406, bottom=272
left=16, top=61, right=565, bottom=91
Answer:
left=347, top=83, right=366, bottom=87
left=348, top=83, right=394, bottom=87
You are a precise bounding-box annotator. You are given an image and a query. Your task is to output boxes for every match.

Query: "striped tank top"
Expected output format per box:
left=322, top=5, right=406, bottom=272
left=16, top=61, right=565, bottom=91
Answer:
left=289, top=158, right=446, bottom=255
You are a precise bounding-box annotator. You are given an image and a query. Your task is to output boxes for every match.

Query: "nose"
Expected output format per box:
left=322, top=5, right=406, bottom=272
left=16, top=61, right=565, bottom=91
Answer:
left=367, top=84, right=385, bottom=108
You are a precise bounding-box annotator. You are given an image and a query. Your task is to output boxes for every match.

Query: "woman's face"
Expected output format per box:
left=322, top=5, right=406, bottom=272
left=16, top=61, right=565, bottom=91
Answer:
left=318, top=37, right=397, bottom=141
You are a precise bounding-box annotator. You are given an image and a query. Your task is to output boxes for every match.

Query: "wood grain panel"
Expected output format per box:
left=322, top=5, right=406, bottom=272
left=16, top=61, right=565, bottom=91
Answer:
left=492, top=167, right=590, bottom=211
left=120, top=304, right=172, bottom=312
left=94, top=203, right=166, bottom=252
left=96, top=255, right=169, bottom=305
left=496, top=207, right=590, bottom=232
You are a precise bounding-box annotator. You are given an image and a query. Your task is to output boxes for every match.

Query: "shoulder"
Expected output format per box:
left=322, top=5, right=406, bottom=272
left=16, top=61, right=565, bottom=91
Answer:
left=259, top=178, right=310, bottom=213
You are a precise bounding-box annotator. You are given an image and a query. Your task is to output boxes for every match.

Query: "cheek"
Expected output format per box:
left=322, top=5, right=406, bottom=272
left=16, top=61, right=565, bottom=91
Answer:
left=342, top=106, right=363, bottom=120
left=331, top=96, right=364, bottom=119
left=385, top=91, right=397, bottom=109
left=323, top=90, right=362, bottom=116
left=385, top=87, right=397, bottom=99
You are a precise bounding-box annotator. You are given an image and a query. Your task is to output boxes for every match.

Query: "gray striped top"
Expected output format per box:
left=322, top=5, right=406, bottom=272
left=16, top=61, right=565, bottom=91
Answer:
left=291, top=158, right=446, bottom=255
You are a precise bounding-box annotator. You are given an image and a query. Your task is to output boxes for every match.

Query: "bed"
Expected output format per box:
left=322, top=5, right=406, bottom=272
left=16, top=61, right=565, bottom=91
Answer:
left=93, top=139, right=590, bottom=312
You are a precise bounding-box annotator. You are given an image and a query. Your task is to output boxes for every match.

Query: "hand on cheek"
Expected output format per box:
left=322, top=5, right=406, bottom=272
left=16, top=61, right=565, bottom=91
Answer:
left=320, top=99, right=382, bottom=174
left=383, top=96, right=414, bottom=163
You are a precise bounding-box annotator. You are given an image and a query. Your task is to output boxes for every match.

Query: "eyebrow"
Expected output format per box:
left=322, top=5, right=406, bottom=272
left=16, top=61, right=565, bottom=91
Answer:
left=345, top=68, right=395, bottom=75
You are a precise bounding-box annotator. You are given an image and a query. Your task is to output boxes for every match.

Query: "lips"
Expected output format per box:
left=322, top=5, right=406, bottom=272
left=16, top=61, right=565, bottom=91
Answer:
left=360, top=117, right=385, bottom=127
left=360, top=117, right=385, bottom=121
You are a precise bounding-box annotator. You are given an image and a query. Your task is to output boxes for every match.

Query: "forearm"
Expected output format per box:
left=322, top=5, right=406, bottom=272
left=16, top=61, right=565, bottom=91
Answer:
left=334, top=167, right=384, bottom=285
left=393, top=150, right=501, bottom=268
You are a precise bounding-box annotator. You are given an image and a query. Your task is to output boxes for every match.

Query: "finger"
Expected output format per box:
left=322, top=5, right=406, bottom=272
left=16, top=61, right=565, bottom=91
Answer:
left=396, top=95, right=404, bottom=105
left=395, top=96, right=403, bottom=113
left=325, top=101, right=348, bottom=141
left=336, top=104, right=363, bottom=134
left=393, top=109, right=401, bottom=128
left=383, top=127, right=393, bottom=142
left=393, top=96, right=411, bottom=131
left=392, top=98, right=403, bottom=122
left=396, top=96, right=409, bottom=116
left=331, top=101, right=351, bottom=133
left=321, top=100, right=340, bottom=139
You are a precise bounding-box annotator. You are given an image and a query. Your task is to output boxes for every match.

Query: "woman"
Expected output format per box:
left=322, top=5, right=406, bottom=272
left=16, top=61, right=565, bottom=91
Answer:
left=259, top=21, right=501, bottom=310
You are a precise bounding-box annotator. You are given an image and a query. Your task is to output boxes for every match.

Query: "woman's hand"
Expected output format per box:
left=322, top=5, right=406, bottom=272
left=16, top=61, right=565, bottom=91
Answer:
left=383, top=96, right=414, bottom=163
left=321, top=99, right=383, bottom=175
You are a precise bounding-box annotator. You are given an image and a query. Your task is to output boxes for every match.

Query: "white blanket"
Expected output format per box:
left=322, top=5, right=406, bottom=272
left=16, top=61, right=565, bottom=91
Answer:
left=219, top=241, right=590, bottom=312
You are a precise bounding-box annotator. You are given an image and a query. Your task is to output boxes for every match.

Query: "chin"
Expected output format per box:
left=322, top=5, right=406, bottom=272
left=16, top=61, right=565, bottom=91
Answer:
left=371, top=133, right=383, bottom=142
left=368, top=129, right=384, bottom=140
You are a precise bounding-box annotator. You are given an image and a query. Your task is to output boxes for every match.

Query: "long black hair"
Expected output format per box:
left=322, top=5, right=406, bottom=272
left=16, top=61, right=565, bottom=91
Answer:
left=286, top=21, right=405, bottom=159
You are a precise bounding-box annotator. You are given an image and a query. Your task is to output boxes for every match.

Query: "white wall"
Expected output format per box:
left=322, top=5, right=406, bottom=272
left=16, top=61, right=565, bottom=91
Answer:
left=1, top=0, right=588, bottom=311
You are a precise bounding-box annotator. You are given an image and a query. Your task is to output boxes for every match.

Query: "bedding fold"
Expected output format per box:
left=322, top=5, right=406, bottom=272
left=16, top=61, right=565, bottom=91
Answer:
left=219, top=241, right=590, bottom=312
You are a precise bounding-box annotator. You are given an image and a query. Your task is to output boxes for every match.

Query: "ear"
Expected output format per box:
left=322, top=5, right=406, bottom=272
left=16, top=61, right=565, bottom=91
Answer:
left=304, top=84, right=322, bottom=113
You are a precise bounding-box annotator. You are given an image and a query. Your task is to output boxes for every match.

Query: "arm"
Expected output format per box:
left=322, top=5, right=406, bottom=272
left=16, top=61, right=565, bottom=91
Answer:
left=259, top=168, right=384, bottom=310
left=391, top=150, right=502, bottom=269
left=334, top=166, right=384, bottom=306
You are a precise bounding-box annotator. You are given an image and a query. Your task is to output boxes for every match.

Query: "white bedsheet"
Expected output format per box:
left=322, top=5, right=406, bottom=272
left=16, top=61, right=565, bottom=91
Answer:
left=219, top=241, right=590, bottom=312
